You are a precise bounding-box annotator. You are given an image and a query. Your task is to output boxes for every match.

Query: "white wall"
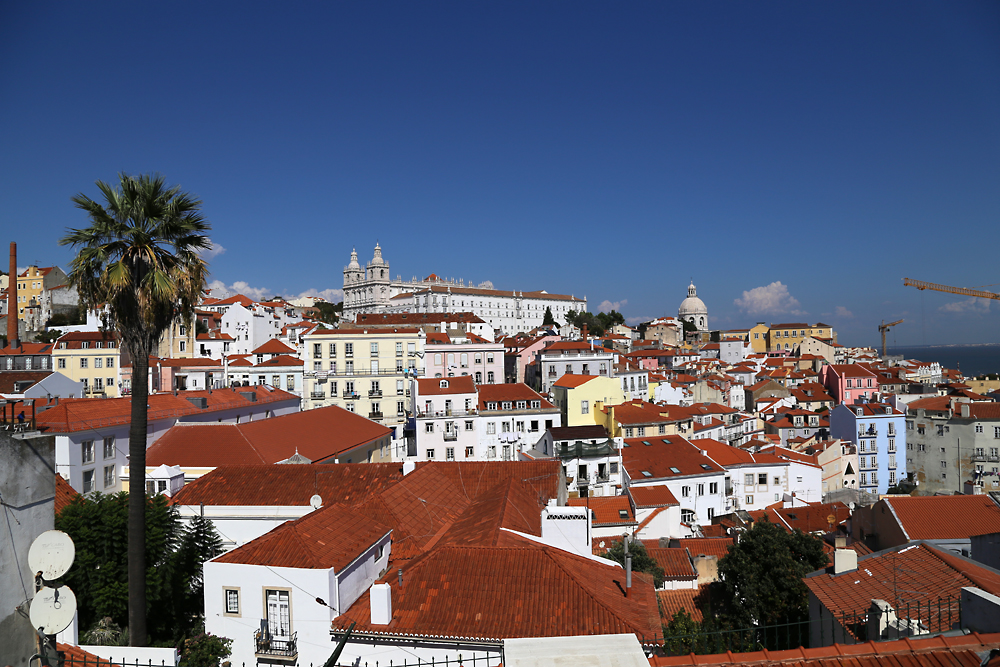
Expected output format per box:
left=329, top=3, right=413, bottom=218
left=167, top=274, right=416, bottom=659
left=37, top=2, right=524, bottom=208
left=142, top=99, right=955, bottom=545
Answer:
left=176, top=505, right=313, bottom=550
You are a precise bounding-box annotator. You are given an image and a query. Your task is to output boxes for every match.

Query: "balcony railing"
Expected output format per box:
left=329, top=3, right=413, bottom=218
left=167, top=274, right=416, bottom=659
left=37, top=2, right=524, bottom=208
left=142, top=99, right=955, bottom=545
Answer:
left=443, top=431, right=458, bottom=441
left=368, top=411, right=384, bottom=420
left=369, top=390, right=383, bottom=398
left=415, top=408, right=478, bottom=418
left=309, top=392, right=326, bottom=400
left=342, top=391, right=359, bottom=399
left=254, top=629, right=297, bottom=660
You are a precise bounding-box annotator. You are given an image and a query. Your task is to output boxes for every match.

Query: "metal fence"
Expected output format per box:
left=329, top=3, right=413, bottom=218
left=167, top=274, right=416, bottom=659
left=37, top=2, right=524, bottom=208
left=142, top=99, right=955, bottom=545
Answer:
left=54, top=657, right=501, bottom=667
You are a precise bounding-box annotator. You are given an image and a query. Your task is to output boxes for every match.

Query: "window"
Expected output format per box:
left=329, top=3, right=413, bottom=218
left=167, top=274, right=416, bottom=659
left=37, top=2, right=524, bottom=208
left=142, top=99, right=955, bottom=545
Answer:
left=475, top=353, right=482, bottom=364
left=487, top=371, right=495, bottom=383
left=744, top=473, right=754, bottom=485
left=57, top=358, right=65, bottom=369
left=581, top=400, right=589, bottom=415
left=709, top=482, right=718, bottom=494
left=426, top=449, right=435, bottom=459
left=466, top=446, right=474, bottom=457
left=83, top=469, right=95, bottom=494
left=446, top=447, right=455, bottom=461
left=697, top=483, right=705, bottom=496
left=502, top=421, right=511, bottom=433
left=625, top=427, right=634, bottom=437
left=745, top=495, right=753, bottom=505
left=106, top=357, right=115, bottom=368
left=976, top=424, right=984, bottom=433
left=396, top=342, right=403, bottom=356
left=995, top=427, right=1000, bottom=439
left=179, top=341, right=186, bottom=352
left=345, top=343, right=354, bottom=357
left=774, top=477, right=781, bottom=486
left=758, top=473, right=767, bottom=485
left=103, top=437, right=115, bottom=459
left=425, top=423, right=434, bottom=433
left=370, top=342, right=379, bottom=356
left=82, top=440, right=95, bottom=464
left=287, top=375, right=295, bottom=390
left=487, top=353, right=494, bottom=364
left=487, top=422, right=496, bottom=434
left=103, top=465, right=115, bottom=488
left=681, top=486, right=690, bottom=497
left=80, top=358, right=88, bottom=368
left=94, top=357, right=103, bottom=369
left=681, top=509, right=696, bottom=523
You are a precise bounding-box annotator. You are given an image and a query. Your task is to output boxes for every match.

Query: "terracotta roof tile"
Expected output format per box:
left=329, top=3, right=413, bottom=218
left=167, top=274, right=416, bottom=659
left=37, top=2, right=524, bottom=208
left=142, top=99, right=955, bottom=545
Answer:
left=671, top=537, right=734, bottom=560
left=647, top=547, right=696, bottom=580
left=478, top=383, right=555, bottom=410
left=552, top=374, right=599, bottom=388
left=629, top=485, right=679, bottom=508
left=622, top=435, right=726, bottom=480
left=55, top=474, right=79, bottom=515
left=883, top=495, right=1000, bottom=540
left=657, top=589, right=707, bottom=624
left=416, top=375, right=476, bottom=395
left=250, top=339, right=296, bottom=355
left=568, top=495, right=636, bottom=526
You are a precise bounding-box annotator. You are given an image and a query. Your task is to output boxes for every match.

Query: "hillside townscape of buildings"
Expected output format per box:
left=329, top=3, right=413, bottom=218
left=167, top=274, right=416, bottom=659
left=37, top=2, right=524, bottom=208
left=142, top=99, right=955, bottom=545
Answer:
left=4, top=240, right=1000, bottom=667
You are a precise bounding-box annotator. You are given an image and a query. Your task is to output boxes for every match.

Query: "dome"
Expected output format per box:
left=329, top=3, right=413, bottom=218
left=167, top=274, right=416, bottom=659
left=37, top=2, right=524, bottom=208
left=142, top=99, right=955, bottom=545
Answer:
left=371, top=242, right=385, bottom=266
left=678, top=281, right=709, bottom=331
left=347, top=248, right=360, bottom=270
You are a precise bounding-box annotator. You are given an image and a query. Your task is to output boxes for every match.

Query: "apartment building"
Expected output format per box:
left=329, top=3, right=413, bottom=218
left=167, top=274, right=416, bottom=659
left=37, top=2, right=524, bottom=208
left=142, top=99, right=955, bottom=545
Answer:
left=423, top=331, right=504, bottom=383
left=904, top=396, right=1000, bottom=495
left=52, top=331, right=125, bottom=397
left=302, top=327, right=423, bottom=427
left=536, top=341, right=616, bottom=394
left=830, top=401, right=906, bottom=495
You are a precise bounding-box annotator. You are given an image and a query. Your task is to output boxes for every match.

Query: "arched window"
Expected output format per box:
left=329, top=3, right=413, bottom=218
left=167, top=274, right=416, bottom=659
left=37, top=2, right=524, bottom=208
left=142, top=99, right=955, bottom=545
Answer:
left=475, top=372, right=482, bottom=383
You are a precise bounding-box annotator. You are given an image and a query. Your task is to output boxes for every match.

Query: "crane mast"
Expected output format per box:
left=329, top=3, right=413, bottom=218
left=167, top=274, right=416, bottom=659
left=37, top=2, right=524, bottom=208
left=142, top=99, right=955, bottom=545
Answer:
left=903, top=278, right=1000, bottom=301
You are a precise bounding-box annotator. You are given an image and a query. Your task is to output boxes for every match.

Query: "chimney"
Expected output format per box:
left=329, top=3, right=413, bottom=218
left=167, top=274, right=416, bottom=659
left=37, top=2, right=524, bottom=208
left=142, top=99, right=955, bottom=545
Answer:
left=833, top=548, right=857, bottom=575
left=834, top=535, right=846, bottom=549
left=624, top=537, right=632, bottom=597
left=402, top=461, right=416, bottom=476
left=962, top=403, right=970, bottom=419
left=369, top=582, right=392, bottom=625
left=8, top=242, right=17, bottom=347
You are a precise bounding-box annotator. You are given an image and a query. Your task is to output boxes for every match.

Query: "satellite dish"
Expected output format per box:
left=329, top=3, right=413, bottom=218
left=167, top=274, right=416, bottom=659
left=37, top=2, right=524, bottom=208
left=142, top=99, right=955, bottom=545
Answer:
left=309, top=494, right=323, bottom=509
left=28, top=530, right=75, bottom=580
left=30, top=586, right=77, bottom=635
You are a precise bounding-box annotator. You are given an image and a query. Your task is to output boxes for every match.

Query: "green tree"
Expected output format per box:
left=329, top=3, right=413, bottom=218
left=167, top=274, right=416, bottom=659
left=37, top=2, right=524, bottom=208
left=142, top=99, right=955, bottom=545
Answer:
left=36, top=329, right=64, bottom=344
left=179, top=633, right=232, bottom=667
left=715, top=518, right=828, bottom=628
left=596, top=310, right=625, bottom=330
left=61, top=173, right=211, bottom=645
left=542, top=306, right=556, bottom=326
left=315, top=301, right=343, bottom=324
left=681, top=318, right=698, bottom=334
left=57, top=492, right=224, bottom=646
left=601, top=537, right=666, bottom=588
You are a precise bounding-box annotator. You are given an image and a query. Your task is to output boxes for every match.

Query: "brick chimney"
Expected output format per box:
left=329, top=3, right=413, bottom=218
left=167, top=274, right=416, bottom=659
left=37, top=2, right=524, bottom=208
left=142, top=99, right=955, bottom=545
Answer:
left=7, top=242, right=17, bottom=347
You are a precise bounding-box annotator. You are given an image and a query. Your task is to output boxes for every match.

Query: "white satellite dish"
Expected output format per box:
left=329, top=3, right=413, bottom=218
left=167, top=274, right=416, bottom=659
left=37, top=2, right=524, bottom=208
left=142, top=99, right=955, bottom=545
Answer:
left=28, top=530, right=75, bottom=580
left=309, top=494, right=323, bottom=509
left=30, top=586, right=77, bottom=635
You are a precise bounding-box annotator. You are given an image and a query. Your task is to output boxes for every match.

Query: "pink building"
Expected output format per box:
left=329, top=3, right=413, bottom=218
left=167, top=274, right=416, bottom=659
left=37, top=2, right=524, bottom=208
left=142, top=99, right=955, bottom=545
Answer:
left=501, top=333, right=561, bottom=384
left=423, top=331, right=505, bottom=384
left=820, top=364, right=879, bottom=405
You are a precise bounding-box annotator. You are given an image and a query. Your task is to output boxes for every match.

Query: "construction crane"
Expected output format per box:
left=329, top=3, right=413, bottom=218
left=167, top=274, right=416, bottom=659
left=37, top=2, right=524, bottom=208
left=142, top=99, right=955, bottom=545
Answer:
left=903, top=278, right=1000, bottom=301
left=878, top=319, right=903, bottom=357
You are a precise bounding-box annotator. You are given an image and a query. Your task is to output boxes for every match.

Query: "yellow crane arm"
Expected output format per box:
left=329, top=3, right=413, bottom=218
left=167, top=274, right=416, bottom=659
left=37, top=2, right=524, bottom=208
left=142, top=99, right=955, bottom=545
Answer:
left=903, top=278, right=1000, bottom=301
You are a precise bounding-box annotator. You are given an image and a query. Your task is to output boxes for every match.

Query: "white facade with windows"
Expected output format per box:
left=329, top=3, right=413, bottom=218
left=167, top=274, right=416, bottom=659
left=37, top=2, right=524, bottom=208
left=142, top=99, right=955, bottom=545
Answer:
left=423, top=337, right=504, bottom=384
left=537, top=344, right=616, bottom=394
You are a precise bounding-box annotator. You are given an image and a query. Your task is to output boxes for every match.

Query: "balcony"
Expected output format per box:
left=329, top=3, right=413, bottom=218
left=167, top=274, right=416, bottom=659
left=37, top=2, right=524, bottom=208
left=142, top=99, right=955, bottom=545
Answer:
left=309, top=392, right=326, bottom=400
left=415, top=408, right=478, bottom=418
left=342, top=391, right=359, bottom=400
left=254, top=629, right=297, bottom=660
left=369, top=390, right=383, bottom=398
left=368, top=411, right=384, bottom=420
left=443, top=431, right=458, bottom=441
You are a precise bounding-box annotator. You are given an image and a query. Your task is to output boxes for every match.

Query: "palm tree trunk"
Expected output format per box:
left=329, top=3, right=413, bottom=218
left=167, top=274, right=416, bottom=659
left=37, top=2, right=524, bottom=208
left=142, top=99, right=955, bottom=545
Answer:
left=128, top=350, right=149, bottom=646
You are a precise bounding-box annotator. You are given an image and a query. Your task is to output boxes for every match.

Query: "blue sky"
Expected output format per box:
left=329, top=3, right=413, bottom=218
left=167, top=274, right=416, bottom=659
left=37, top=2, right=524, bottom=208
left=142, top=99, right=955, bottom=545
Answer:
left=2, top=2, right=998, bottom=346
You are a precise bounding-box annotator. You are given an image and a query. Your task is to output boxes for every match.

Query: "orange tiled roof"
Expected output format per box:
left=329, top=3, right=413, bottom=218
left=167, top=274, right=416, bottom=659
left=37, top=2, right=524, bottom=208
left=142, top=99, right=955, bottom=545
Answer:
left=672, top=537, right=734, bottom=560
left=805, top=543, right=1000, bottom=626
left=567, top=495, right=636, bottom=526
left=147, top=406, right=391, bottom=467
left=883, top=495, right=1000, bottom=540
left=648, top=631, right=1000, bottom=666
left=552, top=374, right=599, bottom=388
left=416, top=375, right=476, bottom=395
left=251, top=339, right=296, bottom=355
left=622, top=435, right=726, bottom=480
left=647, top=547, right=696, bottom=580
left=55, top=474, right=79, bottom=515
left=171, top=463, right=406, bottom=506
left=478, top=383, right=555, bottom=410
left=333, top=532, right=661, bottom=641
left=252, top=354, right=303, bottom=368
left=629, top=485, right=679, bottom=508
left=35, top=386, right=297, bottom=433
left=657, top=589, right=707, bottom=624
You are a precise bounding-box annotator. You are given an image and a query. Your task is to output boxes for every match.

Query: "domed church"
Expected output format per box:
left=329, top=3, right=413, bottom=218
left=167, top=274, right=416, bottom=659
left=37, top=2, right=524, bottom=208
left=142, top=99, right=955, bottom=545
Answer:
left=678, top=282, right=708, bottom=331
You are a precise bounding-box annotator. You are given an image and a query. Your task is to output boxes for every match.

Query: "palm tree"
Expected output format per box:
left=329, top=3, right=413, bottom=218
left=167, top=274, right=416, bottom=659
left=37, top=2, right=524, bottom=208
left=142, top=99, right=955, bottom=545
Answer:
left=61, top=173, right=211, bottom=646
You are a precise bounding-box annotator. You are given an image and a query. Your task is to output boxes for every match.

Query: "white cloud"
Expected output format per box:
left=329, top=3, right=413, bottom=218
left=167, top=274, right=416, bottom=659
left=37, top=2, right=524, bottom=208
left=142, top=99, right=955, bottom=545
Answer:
left=198, top=241, right=226, bottom=260
left=598, top=299, right=627, bottom=313
left=206, top=279, right=343, bottom=304
left=940, top=298, right=991, bottom=314
left=834, top=306, right=854, bottom=319
left=733, top=281, right=806, bottom=316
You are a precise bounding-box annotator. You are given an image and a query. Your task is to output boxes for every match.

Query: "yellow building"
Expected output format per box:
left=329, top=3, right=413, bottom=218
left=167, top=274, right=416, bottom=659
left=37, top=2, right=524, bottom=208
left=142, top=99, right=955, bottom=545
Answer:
left=302, top=327, right=424, bottom=427
left=52, top=331, right=124, bottom=397
left=767, top=322, right=835, bottom=353
left=156, top=318, right=196, bottom=358
left=749, top=323, right=770, bottom=353
left=16, top=266, right=70, bottom=320
left=551, top=374, right=628, bottom=427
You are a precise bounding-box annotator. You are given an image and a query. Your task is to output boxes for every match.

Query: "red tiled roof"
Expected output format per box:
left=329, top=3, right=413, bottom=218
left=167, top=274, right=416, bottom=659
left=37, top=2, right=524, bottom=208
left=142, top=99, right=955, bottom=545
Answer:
left=207, top=294, right=255, bottom=307
left=805, top=543, right=1000, bottom=627
left=416, top=375, right=476, bottom=395
left=567, top=495, right=636, bottom=526
left=629, top=484, right=679, bottom=508
left=171, top=463, right=406, bottom=506
left=57, top=644, right=117, bottom=666
left=251, top=339, right=296, bottom=355
left=333, top=533, right=661, bottom=641
left=55, top=474, right=79, bottom=515
left=252, top=354, right=303, bottom=367
left=657, top=589, right=706, bottom=624
left=748, top=502, right=850, bottom=534
left=622, top=435, right=726, bottom=480
left=157, top=357, right=222, bottom=367
left=35, top=386, right=297, bottom=433
left=543, top=341, right=596, bottom=352
left=672, top=537, right=734, bottom=560
left=478, top=383, right=555, bottom=410
left=148, top=406, right=390, bottom=467
left=648, top=631, right=1000, bottom=666
left=552, top=374, right=600, bottom=388
left=214, top=502, right=390, bottom=570
left=355, top=312, right=486, bottom=325
left=647, top=547, right=696, bottom=580
left=883, top=495, right=1000, bottom=540
left=441, top=477, right=545, bottom=546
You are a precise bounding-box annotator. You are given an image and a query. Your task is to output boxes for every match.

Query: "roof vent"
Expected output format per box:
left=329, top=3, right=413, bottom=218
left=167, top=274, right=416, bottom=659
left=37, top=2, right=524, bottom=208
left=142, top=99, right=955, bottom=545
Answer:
left=369, top=582, right=392, bottom=625
left=239, top=391, right=257, bottom=402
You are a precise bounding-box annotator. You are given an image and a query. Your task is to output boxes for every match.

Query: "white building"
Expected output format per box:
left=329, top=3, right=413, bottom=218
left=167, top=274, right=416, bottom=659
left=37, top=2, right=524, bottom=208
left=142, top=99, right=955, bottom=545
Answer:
left=537, top=341, right=616, bottom=394
left=535, top=425, right=623, bottom=498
